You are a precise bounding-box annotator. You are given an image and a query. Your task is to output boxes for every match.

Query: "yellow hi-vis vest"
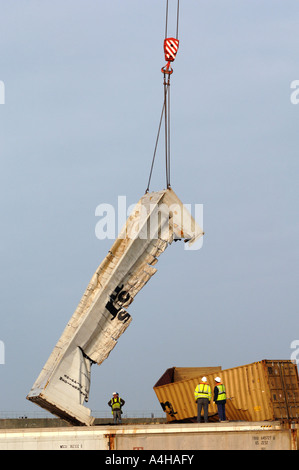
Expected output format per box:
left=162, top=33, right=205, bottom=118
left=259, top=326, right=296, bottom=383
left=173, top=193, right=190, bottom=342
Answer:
left=194, top=383, right=212, bottom=401
left=111, top=397, right=121, bottom=410
left=216, top=384, right=226, bottom=401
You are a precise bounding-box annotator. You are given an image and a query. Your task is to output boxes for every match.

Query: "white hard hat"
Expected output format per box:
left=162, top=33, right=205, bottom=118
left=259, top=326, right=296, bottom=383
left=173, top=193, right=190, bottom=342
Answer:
left=215, top=377, right=221, bottom=383
left=113, top=392, right=118, bottom=395
left=201, top=377, right=207, bottom=382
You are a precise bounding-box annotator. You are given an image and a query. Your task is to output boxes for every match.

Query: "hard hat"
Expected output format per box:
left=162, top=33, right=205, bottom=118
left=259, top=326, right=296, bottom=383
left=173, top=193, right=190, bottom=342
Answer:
left=201, top=377, right=207, bottom=382
left=215, top=377, right=221, bottom=383
left=113, top=392, right=118, bottom=395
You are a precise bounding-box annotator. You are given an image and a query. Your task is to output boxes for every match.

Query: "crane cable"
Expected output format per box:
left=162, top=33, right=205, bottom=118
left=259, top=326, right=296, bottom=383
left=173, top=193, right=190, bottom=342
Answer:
left=145, top=0, right=180, bottom=193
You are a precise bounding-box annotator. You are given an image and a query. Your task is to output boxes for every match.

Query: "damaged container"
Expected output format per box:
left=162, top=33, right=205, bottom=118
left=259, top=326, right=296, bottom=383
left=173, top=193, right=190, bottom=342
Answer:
left=153, top=360, right=299, bottom=423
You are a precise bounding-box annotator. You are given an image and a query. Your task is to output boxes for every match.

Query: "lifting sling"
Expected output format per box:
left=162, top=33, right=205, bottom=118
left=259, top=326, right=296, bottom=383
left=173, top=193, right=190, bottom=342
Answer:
left=146, top=0, right=180, bottom=193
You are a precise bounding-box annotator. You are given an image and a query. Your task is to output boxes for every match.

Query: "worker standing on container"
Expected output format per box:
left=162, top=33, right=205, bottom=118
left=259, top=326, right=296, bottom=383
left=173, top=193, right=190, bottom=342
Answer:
left=108, top=392, right=125, bottom=424
left=214, top=377, right=227, bottom=422
left=194, top=377, right=211, bottom=423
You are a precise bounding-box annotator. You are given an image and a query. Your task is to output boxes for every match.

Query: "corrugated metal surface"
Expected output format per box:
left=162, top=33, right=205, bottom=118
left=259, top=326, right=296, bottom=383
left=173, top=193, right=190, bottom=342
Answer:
left=154, top=367, right=222, bottom=387
left=266, top=360, right=299, bottom=420
left=153, top=360, right=299, bottom=423
left=153, top=367, right=222, bottom=421
left=0, top=422, right=297, bottom=450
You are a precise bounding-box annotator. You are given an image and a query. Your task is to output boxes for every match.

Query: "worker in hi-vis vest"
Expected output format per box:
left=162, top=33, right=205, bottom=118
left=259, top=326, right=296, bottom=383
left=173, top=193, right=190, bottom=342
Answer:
left=108, top=392, right=125, bottom=424
left=194, top=377, right=212, bottom=423
left=213, top=377, right=227, bottom=422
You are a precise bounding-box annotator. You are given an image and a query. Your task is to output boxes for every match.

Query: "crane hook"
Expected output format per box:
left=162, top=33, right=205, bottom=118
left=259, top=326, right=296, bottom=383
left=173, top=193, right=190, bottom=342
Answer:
left=161, top=37, right=179, bottom=75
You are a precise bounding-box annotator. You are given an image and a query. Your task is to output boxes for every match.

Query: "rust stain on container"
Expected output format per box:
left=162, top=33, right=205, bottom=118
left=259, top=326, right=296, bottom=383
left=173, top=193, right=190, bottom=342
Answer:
left=153, top=360, right=299, bottom=423
left=105, top=433, right=115, bottom=450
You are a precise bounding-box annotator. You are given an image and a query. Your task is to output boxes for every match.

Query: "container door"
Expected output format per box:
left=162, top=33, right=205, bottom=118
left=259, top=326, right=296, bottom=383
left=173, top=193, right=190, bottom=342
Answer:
left=266, top=361, right=299, bottom=421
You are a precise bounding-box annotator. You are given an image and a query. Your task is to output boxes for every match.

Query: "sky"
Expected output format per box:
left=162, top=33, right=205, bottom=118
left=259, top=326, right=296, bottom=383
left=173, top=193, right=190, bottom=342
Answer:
left=0, top=0, right=299, bottom=418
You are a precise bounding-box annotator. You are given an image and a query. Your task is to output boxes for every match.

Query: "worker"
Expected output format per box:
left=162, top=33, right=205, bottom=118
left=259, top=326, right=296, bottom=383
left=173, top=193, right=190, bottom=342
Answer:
left=108, top=392, right=125, bottom=424
left=194, top=377, right=211, bottom=423
left=213, top=377, right=227, bottom=422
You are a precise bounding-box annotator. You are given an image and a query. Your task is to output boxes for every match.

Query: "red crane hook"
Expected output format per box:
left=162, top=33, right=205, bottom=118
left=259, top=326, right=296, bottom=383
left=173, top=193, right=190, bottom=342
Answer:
left=161, top=37, right=179, bottom=75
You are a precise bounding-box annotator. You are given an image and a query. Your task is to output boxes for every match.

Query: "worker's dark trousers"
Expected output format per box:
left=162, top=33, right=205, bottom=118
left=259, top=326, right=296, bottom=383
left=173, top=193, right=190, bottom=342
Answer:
left=113, top=409, right=122, bottom=424
left=216, top=402, right=226, bottom=421
left=197, top=398, right=209, bottom=423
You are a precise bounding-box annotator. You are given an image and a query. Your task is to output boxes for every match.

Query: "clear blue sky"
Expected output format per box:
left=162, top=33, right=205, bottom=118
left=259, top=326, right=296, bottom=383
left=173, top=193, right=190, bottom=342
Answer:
left=0, top=0, right=298, bottom=417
